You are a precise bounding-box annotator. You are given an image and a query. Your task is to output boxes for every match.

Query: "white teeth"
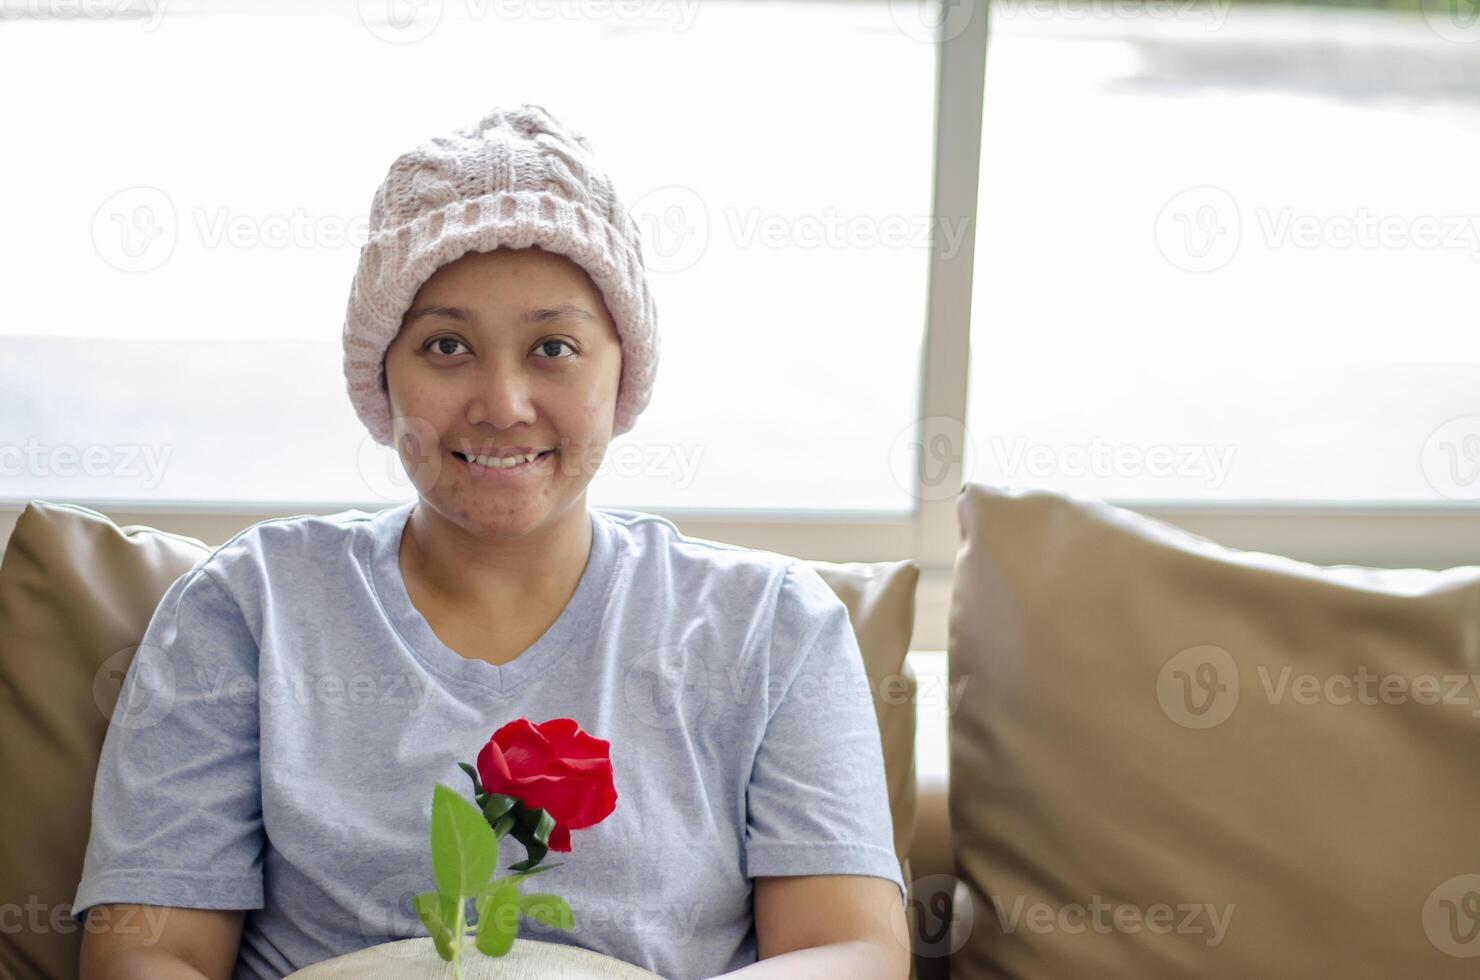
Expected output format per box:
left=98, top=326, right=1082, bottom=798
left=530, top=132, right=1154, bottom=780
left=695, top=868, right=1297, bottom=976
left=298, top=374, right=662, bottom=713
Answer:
left=466, top=451, right=542, bottom=469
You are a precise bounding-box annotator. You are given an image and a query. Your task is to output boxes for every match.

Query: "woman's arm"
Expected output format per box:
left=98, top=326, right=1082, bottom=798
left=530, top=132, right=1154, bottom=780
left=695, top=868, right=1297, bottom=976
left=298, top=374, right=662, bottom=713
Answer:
left=711, top=875, right=910, bottom=980
left=79, top=904, right=244, bottom=980
left=714, top=939, right=900, bottom=980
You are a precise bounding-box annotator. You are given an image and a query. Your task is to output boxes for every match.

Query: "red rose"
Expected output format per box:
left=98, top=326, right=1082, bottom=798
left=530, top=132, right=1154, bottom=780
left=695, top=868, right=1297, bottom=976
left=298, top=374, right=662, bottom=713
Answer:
left=475, top=717, right=617, bottom=852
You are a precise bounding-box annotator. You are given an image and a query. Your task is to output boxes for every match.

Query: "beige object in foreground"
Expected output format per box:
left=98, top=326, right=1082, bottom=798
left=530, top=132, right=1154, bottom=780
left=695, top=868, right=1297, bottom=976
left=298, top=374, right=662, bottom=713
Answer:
left=948, top=483, right=1480, bottom=979
left=284, top=936, right=663, bottom=979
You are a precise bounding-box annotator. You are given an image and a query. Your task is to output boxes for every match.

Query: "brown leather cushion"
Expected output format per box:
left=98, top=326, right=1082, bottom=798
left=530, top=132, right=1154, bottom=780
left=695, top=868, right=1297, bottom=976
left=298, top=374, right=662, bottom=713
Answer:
left=0, top=502, right=211, bottom=980
left=949, top=483, right=1480, bottom=979
left=0, top=501, right=919, bottom=980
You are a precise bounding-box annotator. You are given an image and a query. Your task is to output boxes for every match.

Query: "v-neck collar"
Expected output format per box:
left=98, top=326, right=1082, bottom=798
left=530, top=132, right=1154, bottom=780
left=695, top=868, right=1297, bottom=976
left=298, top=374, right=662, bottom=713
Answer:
left=364, top=499, right=618, bottom=696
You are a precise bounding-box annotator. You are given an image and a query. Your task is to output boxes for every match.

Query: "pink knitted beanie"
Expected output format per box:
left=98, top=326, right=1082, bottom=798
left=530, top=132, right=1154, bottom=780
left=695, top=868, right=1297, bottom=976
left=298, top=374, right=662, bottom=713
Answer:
left=342, top=104, right=659, bottom=447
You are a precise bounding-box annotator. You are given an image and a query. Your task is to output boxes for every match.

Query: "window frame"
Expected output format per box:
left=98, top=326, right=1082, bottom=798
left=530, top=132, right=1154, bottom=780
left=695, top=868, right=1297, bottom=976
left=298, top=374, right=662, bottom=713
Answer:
left=4, top=3, right=1478, bottom=652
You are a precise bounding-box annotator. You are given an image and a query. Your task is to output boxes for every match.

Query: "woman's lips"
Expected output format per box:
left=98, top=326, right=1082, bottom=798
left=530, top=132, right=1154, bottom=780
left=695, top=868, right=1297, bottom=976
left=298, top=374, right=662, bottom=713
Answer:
left=453, top=449, right=555, bottom=479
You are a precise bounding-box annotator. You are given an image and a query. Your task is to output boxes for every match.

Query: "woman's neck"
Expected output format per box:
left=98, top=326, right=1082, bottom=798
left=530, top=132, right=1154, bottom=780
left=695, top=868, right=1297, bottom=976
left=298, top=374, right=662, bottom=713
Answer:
left=399, top=499, right=593, bottom=615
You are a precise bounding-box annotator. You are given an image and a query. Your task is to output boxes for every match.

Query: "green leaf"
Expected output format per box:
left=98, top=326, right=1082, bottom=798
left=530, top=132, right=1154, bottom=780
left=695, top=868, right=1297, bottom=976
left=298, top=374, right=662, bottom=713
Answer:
left=477, top=862, right=564, bottom=899
left=430, top=783, right=497, bottom=898
left=518, top=805, right=557, bottom=847
left=482, top=864, right=562, bottom=888
left=458, top=761, right=483, bottom=796
left=493, top=813, right=516, bottom=839
left=413, top=890, right=462, bottom=961
left=504, top=805, right=558, bottom=871
left=473, top=878, right=520, bottom=957
left=519, top=892, right=575, bottom=931
left=481, top=792, right=518, bottom=824
left=507, top=840, right=546, bottom=872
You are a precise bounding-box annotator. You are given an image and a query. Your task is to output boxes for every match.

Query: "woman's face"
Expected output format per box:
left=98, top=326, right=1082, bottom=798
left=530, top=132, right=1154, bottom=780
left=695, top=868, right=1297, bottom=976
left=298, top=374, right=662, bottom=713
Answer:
left=383, top=245, right=622, bottom=537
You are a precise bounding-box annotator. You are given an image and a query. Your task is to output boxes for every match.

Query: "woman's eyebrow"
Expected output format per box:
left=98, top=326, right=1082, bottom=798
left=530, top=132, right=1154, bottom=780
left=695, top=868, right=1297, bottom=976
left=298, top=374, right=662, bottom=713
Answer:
left=521, top=304, right=597, bottom=325
left=403, top=303, right=596, bottom=327
left=403, top=304, right=470, bottom=326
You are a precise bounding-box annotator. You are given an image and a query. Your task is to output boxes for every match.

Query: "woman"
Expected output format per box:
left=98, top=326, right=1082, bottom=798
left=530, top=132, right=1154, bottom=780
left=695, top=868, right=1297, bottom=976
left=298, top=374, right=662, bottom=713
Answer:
left=73, top=105, right=908, bottom=980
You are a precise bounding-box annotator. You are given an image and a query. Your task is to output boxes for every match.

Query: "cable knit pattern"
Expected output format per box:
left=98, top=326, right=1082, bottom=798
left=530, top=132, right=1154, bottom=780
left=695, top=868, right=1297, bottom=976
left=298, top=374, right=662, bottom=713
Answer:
left=343, top=104, right=659, bottom=446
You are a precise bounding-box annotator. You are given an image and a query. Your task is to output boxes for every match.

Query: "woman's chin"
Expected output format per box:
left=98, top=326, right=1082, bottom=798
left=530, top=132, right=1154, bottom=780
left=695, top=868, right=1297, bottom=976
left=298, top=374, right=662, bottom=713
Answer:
left=438, top=490, right=567, bottom=536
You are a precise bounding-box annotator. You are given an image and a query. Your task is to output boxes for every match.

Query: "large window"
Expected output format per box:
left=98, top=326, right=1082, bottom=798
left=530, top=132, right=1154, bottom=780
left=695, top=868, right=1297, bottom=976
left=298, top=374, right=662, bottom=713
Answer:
left=6, top=0, right=1480, bottom=528
left=0, top=0, right=935, bottom=512
left=965, top=0, right=1480, bottom=504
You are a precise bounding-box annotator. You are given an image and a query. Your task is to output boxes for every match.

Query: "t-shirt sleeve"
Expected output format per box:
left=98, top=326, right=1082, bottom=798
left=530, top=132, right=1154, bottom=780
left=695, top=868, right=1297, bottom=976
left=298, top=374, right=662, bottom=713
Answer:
left=743, top=561, right=907, bottom=908
left=71, top=564, right=266, bottom=924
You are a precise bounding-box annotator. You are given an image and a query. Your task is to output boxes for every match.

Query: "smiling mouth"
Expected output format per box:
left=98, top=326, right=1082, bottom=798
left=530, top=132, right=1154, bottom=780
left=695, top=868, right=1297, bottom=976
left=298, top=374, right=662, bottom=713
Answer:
left=452, top=449, right=556, bottom=469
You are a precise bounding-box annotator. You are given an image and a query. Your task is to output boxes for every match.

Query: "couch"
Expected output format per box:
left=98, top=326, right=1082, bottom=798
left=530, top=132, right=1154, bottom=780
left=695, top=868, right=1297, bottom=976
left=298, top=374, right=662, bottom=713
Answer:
left=0, top=497, right=946, bottom=980
left=2, top=485, right=1477, bottom=980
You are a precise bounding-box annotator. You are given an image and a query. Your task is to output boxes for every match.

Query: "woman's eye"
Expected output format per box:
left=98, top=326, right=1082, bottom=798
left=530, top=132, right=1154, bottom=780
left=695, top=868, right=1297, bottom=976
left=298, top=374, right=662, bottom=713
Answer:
left=424, top=337, right=469, bottom=357
left=535, top=339, right=577, bottom=359
left=422, top=337, right=574, bottom=360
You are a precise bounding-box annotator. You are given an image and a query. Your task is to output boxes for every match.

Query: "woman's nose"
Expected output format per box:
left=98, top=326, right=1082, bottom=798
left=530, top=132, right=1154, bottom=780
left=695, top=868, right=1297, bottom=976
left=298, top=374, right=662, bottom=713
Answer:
left=466, top=363, right=537, bottom=428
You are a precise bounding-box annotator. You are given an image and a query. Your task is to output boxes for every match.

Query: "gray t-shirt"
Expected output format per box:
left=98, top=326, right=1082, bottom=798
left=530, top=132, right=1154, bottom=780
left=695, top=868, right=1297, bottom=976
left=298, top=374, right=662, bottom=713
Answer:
left=71, top=500, right=904, bottom=979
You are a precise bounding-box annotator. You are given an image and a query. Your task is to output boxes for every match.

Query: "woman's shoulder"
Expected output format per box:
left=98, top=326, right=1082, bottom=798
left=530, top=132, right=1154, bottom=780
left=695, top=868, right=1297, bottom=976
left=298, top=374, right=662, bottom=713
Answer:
left=191, top=505, right=386, bottom=592
left=593, top=506, right=809, bottom=605
left=208, top=505, right=374, bottom=554
left=595, top=506, right=798, bottom=573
